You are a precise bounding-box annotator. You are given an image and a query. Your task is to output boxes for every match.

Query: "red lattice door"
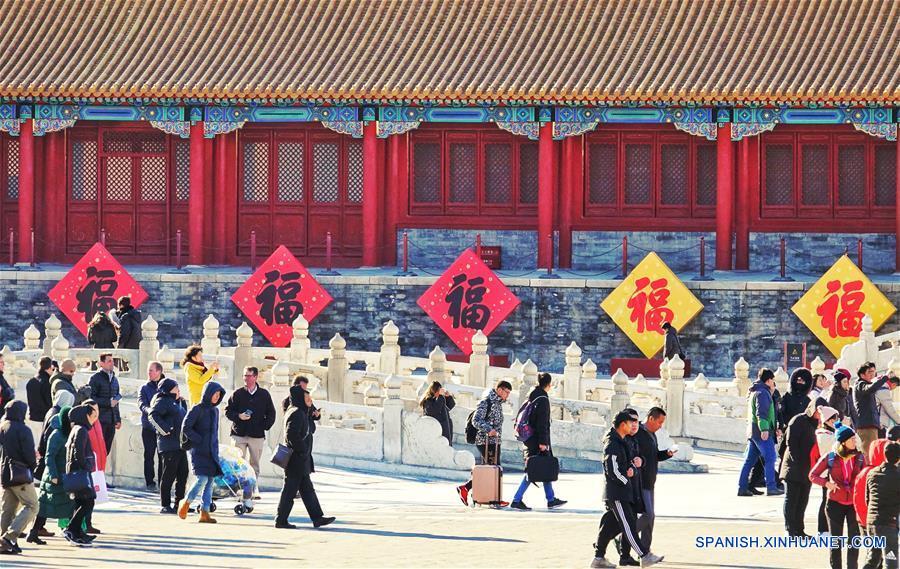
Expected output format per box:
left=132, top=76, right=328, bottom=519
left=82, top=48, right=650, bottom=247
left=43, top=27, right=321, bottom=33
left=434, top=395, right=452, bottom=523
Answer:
left=0, top=134, right=18, bottom=260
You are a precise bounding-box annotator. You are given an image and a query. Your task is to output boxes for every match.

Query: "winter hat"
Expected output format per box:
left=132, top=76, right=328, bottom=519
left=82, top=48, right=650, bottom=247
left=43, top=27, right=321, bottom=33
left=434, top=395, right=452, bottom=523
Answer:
left=158, top=377, right=179, bottom=395
left=833, top=368, right=851, bottom=382
left=818, top=406, right=839, bottom=424
left=835, top=422, right=856, bottom=444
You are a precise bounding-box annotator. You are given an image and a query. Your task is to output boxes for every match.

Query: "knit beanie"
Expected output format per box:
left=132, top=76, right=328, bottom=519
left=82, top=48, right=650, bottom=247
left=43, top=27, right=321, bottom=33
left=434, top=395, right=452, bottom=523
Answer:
left=835, top=422, right=856, bottom=444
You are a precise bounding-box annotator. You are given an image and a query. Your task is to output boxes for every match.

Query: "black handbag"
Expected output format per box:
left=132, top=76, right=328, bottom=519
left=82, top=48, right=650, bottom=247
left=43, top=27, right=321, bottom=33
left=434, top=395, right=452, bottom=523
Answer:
left=270, top=444, right=294, bottom=470
left=525, top=453, right=560, bottom=483
left=5, top=460, right=34, bottom=487
left=62, top=470, right=92, bottom=493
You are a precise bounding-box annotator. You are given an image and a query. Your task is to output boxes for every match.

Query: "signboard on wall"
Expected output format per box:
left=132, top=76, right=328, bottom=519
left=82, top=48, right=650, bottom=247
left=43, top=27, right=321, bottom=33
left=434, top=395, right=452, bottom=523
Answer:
left=417, top=249, right=520, bottom=355
left=231, top=245, right=333, bottom=347
left=48, top=242, right=149, bottom=337
left=791, top=255, right=895, bottom=357
left=600, top=252, right=704, bottom=358
left=478, top=246, right=502, bottom=269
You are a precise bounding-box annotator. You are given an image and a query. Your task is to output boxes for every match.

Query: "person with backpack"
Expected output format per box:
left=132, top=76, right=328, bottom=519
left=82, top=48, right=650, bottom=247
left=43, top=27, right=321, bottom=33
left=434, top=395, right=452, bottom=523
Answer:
left=456, top=380, right=512, bottom=507
left=178, top=381, right=226, bottom=523
left=509, top=373, right=566, bottom=511
left=810, top=423, right=866, bottom=569
left=148, top=378, right=188, bottom=514
left=862, top=441, right=899, bottom=569
left=812, top=406, right=840, bottom=536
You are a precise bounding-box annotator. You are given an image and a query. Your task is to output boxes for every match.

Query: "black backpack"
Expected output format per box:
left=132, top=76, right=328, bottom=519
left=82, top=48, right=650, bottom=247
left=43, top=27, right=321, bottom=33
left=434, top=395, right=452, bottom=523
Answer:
left=465, top=398, right=493, bottom=444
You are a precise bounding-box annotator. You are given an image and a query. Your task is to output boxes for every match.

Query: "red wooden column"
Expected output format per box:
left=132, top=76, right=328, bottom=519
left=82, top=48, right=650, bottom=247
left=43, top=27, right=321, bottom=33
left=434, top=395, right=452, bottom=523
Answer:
left=214, top=136, right=228, bottom=265
left=558, top=136, right=577, bottom=268
left=895, top=136, right=900, bottom=272
left=188, top=121, right=206, bottom=265
left=734, top=137, right=751, bottom=270
left=715, top=123, right=734, bottom=270
left=362, top=121, right=380, bottom=267
left=537, top=122, right=556, bottom=269
left=17, top=119, right=34, bottom=263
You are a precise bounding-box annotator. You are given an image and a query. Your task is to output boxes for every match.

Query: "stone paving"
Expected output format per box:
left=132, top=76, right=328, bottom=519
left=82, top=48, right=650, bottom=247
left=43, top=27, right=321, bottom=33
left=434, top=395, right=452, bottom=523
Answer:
left=5, top=450, right=846, bottom=569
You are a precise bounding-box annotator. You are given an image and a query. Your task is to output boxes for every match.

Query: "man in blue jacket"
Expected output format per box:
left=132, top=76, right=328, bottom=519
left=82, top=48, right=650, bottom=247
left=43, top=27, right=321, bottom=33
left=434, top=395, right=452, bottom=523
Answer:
left=139, top=361, right=165, bottom=490
left=738, top=368, right=784, bottom=497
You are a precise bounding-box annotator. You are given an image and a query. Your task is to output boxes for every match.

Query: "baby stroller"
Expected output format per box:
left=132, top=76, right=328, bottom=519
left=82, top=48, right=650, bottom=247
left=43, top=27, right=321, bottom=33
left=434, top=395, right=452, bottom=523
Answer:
left=209, top=445, right=258, bottom=516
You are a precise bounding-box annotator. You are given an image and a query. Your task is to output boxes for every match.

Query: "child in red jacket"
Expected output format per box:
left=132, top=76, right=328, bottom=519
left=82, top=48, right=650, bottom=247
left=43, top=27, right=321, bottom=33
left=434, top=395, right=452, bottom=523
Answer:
left=810, top=423, right=865, bottom=569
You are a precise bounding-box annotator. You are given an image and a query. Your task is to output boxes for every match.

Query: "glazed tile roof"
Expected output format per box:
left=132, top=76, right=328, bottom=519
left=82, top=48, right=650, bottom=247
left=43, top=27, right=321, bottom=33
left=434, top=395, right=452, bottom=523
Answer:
left=1, top=0, right=898, bottom=105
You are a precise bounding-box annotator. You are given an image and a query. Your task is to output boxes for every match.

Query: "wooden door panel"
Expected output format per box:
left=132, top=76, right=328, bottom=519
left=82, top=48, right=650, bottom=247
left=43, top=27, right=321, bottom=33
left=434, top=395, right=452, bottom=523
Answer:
left=137, top=209, right=168, bottom=255
left=272, top=211, right=306, bottom=252
left=237, top=212, right=273, bottom=256
left=67, top=210, right=99, bottom=252
left=340, top=209, right=363, bottom=254
left=307, top=212, right=340, bottom=256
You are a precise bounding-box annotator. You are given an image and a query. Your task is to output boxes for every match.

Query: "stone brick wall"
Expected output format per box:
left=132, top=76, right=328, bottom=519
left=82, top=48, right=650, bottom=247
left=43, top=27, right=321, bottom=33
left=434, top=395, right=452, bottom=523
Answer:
left=397, top=228, right=552, bottom=271
left=572, top=231, right=715, bottom=274
left=4, top=269, right=900, bottom=378
left=749, top=232, right=895, bottom=275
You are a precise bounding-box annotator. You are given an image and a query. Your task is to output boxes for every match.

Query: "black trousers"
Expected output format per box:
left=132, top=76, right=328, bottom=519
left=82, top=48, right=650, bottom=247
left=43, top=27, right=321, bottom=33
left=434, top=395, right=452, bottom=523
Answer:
left=70, top=495, right=95, bottom=537
left=784, top=480, right=812, bottom=536
left=464, top=443, right=500, bottom=490
left=276, top=471, right=323, bottom=524
left=862, top=524, right=898, bottom=569
left=594, top=500, right=646, bottom=560
left=826, top=500, right=859, bottom=569
left=101, top=420, right=116, bottom=454
left=817, top=486, right=829, bottom=534
left=159, top=450, right=189, bottom=509
left=141, top=428, right=159, bottom=485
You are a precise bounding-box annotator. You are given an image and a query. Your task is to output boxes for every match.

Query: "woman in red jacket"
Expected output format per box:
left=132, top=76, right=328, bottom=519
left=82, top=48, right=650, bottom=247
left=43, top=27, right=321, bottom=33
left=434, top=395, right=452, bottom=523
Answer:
left=810, top=423, right=865, bottom=569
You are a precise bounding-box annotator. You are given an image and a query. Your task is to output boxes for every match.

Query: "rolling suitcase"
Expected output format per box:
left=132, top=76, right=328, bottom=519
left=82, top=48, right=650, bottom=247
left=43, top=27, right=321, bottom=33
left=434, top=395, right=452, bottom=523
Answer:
left=471, top=441, right=502, bottom=506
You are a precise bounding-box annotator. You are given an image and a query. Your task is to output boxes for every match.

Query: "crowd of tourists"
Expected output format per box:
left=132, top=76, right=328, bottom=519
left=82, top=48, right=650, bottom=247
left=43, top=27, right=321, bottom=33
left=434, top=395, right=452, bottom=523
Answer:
left=737, top=363, right=900, bottom=569
left=0, top=300, right=334, bottom=555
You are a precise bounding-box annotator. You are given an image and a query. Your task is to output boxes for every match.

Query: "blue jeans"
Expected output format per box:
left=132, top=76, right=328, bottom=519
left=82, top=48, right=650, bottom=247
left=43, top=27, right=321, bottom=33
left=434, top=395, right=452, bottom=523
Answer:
left=738, top=435, right=778, bottom=491
left=513, top=474, right=555, bottom=503
left=186, top=475, right=214, bottom=510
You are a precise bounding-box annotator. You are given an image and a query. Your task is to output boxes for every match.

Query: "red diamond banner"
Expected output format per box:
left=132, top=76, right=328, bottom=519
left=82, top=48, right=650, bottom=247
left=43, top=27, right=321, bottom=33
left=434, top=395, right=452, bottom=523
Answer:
left=231, top=245, right=332, bottom=347
left=417, top=249, right=520, bottom=355
left=48, top=242, right=149, bottom=338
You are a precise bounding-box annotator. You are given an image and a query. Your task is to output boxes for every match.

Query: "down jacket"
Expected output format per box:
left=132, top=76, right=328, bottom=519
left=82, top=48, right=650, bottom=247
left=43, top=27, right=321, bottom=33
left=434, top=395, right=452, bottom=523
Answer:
left=182, top=381, right=225, bottom=476
left=148, top=378, right=188, bottom=454
left=283, top=386, right=314, bottom=476
left=65, top=405, right=97, bottom=499
left=39, top=409, right=75, bottom=520
left=779, top=399, right=820, bottom=482
left=0, top=400, right=36, bottom=487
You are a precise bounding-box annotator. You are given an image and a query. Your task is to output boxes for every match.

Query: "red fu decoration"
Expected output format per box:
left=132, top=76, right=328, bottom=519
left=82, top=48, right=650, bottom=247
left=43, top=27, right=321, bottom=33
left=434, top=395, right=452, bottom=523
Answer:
left=417, top=249, right=520, bottom=355
left=231, top=245, right=333, bottom=347
left=48, top=243, right=149, bottom=337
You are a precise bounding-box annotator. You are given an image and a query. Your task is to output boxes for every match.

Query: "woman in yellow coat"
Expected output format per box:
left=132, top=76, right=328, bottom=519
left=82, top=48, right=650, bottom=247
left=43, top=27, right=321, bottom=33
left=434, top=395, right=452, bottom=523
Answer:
left=182, top=345, right=219, bottom=406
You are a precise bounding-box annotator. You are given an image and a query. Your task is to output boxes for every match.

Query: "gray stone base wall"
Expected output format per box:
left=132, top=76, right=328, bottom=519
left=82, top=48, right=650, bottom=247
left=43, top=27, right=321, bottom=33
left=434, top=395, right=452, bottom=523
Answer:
left=573, top=231, right=716, bottom=274
left=397, top=228, right=544, bottom=271
left=749, top=232, right=895, bottom=275
left=6, top=270, right=900, bottom=378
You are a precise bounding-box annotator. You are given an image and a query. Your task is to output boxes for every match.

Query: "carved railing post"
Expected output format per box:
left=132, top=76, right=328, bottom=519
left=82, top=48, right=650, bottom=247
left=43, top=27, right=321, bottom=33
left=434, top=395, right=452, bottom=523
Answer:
left=233, top=322, right=254, bottom=389
left=270, top=360, right=290, bottom=387
left=861, top=314, right=877, bottom=363
left=427, top=346, right=450, bottom=384
left=659, top=357, right=670, bottom=387
left=563, top=341, right=583, bottom=400
left=201, top=314, right=220, bottom=355
left=24, top=324, right=41, bottom=351
left=327, top=333, right=348, bottom=403
left=43, top=314, right=61, bottom=356
left=51, top=333, right=69, bottom=361
left=156, top=345, right=176, bottom=375
left=383, top=375, right=404, bottom=463
left=809, top=356, right=826, bottom=377
left=694, top=373, right=710, bottom=391
left=774, top=366, right=790, bottom=395
left=468, top=331, right=489, bottom=388
left=378, top=320, right=400, bottom=374
left=666, top=355, right=686, bottom=436
left=290, top=316, right=310, bottom=364
left=611, top=369, right=630, bottom=417
left=139, top=315, right=160, bottom=377
left=733, top=357, right=750, bottom=396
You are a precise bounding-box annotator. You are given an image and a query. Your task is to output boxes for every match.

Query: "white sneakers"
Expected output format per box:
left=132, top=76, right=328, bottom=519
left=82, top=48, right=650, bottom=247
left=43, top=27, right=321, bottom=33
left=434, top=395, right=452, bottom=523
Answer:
left=589, top=557, right=616, bottom=568
left=641, top=552, right=664, bottom=567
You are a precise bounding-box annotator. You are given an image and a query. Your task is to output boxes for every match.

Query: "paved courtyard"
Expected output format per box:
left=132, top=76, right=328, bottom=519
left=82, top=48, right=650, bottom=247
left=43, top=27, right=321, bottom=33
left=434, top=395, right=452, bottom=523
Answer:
left=8, top=451, right=841, bottom=569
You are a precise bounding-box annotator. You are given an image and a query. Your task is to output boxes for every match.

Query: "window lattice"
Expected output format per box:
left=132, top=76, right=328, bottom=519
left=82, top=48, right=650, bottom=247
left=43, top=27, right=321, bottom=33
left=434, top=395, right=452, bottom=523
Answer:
left=696, top=145, right=717, bottom=206
left=313, top=142, right=339, bottom=203
left=6, top=139, right=18, bottom=200
left=103, top=130, right=166, bottom=154
left=838, top=145, right=865, bottom=206
left=484, top=143, right=512, bottom=204
left=449, top=143, right=476, bottom=203
left=874, top=146, right=896, bottom=207
left=242, top=141, right=269, bottom=202
left=72, top=139, right=98, bottom=201
left=588, top=143, right=616, bottom=204
left=413, top=142, right=440, bottom=203
left=518, top=143, right=538, bottom=204
left=660, top=144, right=688, bottom=205
left=347, top=141, right=363, bottom=203
left=174, top=140, right=190, bottom=201
left=765, top=144, right=794, bottom=206
left=624, top=144, right=651, bottom=205
left=140, top=156, right=167, bottom=201
left=277, top=142, right=304, bottom=202
left=801, top=145, right=829, bottom=206
left=106, top=156, right=133, bottom=201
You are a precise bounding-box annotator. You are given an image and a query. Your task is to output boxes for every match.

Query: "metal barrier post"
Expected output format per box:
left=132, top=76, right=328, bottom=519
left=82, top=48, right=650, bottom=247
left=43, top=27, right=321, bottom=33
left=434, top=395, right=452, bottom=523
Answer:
left=857, top=238, right=863, bottom=269
left=250, top=231, right=257, bottom=272
left=540, top=233, right=560, bottom=279
left=8, top=229, right=13, bottom=267
left=394, top=231, right=415, bottom=276
left=772, top=236, right=794, bottom=282
left=319, top=231, right=341, bottom=276
left=621, top=235, right=629, bottom=278
left=692, top=235, right=713, bottom=281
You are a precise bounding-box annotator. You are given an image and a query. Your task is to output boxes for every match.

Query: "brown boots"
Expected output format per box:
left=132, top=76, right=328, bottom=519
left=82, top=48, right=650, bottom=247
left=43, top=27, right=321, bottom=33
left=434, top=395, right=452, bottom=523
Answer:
left=177, top=499, right=191, bottom=520
left=198, top=509, right=216, bottom=524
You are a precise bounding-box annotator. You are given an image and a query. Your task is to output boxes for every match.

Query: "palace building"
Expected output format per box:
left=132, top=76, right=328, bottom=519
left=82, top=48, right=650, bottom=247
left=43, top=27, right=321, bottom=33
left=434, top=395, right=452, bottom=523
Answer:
left=0, top=0, right=898, bottom=273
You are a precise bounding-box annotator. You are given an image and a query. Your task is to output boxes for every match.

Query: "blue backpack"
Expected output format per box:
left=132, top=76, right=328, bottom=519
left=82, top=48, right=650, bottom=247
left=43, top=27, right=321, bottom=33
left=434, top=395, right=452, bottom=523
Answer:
left=513, top=395, right=547, bottom=442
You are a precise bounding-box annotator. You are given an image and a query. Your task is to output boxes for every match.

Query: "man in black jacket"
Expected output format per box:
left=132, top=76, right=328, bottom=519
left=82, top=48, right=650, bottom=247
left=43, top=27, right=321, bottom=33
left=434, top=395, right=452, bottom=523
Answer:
left=25, top=357, right=53, bottom=424
left=224, top=367, right=276, bottom=480
left=148, top=378, right=189, bottom=514
left=509, top=373, right=567, bottom=511
left=619, top=407, right=674, bottom=566
left=853, top=362, right=890, bottom=456
left=779, top=398, right=821, bottom=537
left=0, top=401, right=38, bottom=555
left=88, top=353, right=121, bottom=454
left=591, top=411, right=663, bottom=569
left=862, top=441, right=899, bottom=569
left=0, top=354, right=14, bottom=421
left=116, top=295, right=143, bottom=350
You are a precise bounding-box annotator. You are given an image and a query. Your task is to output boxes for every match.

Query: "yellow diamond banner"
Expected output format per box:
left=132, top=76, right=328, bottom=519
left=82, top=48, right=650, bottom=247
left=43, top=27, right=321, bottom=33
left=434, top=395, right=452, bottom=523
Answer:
left=600, top=252, right=704, bottom=358
left=791, top=255, right=895, bottom=357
